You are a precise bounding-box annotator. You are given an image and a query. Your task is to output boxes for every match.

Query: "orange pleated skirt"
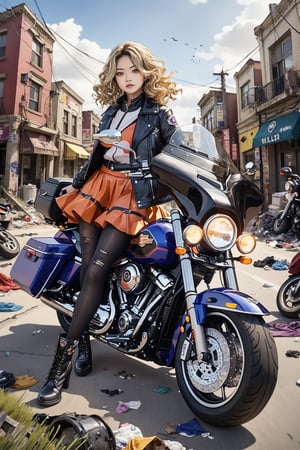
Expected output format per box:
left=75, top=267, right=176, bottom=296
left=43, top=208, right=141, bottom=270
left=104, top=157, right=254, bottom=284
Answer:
left=56, top=165, right=169, bottom=236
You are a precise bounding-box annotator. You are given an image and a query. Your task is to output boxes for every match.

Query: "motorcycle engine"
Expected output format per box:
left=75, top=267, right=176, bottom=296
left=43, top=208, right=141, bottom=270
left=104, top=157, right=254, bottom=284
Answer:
left=118, top=263, right=148, bottom=294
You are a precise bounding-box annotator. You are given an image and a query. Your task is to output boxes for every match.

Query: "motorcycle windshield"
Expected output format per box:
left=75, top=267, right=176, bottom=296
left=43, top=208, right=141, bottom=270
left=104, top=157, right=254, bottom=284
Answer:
left=168, top=123, right=239, bottom=181
left=152, top=124, right=263, bottom=229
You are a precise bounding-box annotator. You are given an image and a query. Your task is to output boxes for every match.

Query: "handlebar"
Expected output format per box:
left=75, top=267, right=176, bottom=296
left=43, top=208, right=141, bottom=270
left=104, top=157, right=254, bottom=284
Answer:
left=107, top=160, right=150, bottom=174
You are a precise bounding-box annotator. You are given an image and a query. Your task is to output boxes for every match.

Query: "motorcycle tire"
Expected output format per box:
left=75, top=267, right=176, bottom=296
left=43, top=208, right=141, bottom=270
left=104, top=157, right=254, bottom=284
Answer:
left=175, top=310, right=278, bottom=427
left=57, top=310, right=72, bottom=332
left=273, top=212, right=292, bottom=234
left=276, top=275, right=300, bottom=319
left=0, top=228, right=20, bottom=259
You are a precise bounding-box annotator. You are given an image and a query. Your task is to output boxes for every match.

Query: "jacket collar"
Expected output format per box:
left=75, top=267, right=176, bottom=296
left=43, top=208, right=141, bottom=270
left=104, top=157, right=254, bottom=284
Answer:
left=104, top=94, right=159, bottom=119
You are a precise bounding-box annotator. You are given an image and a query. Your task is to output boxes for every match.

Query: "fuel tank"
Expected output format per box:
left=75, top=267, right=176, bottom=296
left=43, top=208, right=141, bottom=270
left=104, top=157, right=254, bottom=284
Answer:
left=127, top=219, right=177, bottom=267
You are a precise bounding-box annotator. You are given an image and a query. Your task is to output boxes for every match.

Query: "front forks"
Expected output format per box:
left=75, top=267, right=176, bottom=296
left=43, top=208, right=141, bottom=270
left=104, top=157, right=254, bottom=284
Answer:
left=170, top=209, right=209, bottom=360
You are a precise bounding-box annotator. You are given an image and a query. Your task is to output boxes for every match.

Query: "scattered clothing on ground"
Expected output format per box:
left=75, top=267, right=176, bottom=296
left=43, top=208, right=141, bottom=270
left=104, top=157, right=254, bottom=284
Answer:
left=268, top=321, right=300, bottom=337
left=272, top=259, right=289, bottom=270
left=0, top=370, right=15, bottom=389
left=285, top=350, right=300, bottom=358
left=0, top=273, right=20, bottom=291
left=11, top=375, right=38, bottom=389
left=0, top=302, right=23, bottom=312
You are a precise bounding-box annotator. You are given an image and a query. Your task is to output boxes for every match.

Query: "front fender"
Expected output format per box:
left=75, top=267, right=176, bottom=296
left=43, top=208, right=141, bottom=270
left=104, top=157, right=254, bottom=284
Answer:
left=194, top=287, right=269, bottom=324
left=167, top=287, right=269, bottom=366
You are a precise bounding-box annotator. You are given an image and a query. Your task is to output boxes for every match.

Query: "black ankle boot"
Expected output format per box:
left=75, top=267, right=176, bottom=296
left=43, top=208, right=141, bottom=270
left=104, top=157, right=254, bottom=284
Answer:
left=75, top=332, right=92, bottom=377
left=38, top=333, right=77, bottom=407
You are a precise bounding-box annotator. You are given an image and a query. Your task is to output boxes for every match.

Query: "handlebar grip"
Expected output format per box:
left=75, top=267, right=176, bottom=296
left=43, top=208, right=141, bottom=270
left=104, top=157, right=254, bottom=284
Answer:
left=107, top=161, right=147, bottom=171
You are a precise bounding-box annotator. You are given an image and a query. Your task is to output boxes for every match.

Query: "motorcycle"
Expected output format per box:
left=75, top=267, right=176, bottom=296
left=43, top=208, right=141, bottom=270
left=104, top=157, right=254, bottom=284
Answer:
left=0, top=201, right=20, bottom=259
left=10, top=124, right=278, bottom=427
left=276, top=250, right=300, bottom=318
left=273, top=166, right=300, bottom=235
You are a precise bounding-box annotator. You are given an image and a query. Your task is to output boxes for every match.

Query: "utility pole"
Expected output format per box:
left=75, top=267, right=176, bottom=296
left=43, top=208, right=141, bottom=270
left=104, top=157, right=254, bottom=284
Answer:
left=213, top=69, right=228, bottom=128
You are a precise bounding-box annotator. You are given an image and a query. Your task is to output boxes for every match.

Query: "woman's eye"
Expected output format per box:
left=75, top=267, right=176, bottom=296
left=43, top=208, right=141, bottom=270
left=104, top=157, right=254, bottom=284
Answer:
left=116, top=71, right=123, bottom=77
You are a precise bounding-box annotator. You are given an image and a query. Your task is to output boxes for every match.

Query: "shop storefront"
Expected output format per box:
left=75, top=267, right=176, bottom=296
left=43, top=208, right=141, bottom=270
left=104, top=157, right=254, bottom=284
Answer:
left=20, top=130, right=59, bottom=188
left=253, top=111, right=300, bottom=205
left=253, top=111, right=300, bottom=147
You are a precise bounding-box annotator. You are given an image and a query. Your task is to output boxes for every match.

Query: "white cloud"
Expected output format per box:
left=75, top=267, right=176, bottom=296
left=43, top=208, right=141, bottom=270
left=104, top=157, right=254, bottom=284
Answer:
left=190, top=0, right=208, bottom=4
left=47, top=0, right=272, bottom=125
left=192, top=0, right=270, bottom=92
left=49, top=18, right=205, bottom=124
left=49, top=19, right=110, bottom=112
left=170, top=85, right=206, bottom=125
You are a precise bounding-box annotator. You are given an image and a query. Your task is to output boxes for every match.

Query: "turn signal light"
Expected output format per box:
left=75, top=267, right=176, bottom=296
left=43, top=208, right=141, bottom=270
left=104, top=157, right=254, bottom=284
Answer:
left=175, top=246, right=186, bottom=255
left=239, top=256, right=252, bottom=264
left=225, top=302, right=238, bottom=309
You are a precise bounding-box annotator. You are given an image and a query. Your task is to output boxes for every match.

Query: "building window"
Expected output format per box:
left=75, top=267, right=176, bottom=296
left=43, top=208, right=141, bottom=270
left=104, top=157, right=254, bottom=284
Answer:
left=271, top=35, right=292, bottom=96
left=71, top=115, right=77, bottom=137
left=203, top=109, right=214, bottom=131
left=32, top=38, right=43, bottom=67
left=29, top=80, right=41, bottom=111
left=241, top=81, right=250, bottom=109
left=63, top=110, right=69, bottom=135
left=0, top=31, right=7, bottom=58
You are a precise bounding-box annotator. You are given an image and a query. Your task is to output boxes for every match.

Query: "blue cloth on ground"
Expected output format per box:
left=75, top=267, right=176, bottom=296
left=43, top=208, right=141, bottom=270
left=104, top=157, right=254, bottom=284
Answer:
left=272, top=259, right=289, bottom=270
left=176, top=418, right=208, bottom=436
left=0, top=302, right=23, bottom=312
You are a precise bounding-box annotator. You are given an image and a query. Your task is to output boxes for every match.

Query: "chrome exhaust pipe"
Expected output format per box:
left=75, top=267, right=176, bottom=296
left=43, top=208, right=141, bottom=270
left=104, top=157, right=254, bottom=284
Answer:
left=40, top=294, right=115, bottom=335
left=40, top=295, right=74, bottom=317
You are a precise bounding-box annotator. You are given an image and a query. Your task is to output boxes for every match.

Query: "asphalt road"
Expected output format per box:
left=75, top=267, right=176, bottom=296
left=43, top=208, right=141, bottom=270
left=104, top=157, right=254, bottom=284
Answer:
left=0, top=222, right=299, bottom=450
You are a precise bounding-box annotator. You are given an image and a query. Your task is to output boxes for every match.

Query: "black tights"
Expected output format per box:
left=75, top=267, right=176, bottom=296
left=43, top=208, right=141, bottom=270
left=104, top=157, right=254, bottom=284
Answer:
left=66, top=221, right=132, bottom=341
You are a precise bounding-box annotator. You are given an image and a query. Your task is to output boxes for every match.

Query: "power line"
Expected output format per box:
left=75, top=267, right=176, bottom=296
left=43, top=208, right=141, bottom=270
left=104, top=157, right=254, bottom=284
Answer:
left=226, top=46, right=260, bottom=73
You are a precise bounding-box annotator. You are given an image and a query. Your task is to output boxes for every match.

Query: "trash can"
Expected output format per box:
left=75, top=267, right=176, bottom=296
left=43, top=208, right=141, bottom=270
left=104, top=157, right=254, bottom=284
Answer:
left=23, top=184, right=37, bottom=203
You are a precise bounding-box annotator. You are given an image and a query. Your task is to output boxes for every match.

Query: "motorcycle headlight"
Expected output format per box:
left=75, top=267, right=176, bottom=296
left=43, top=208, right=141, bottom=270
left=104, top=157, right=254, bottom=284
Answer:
left=203, top=214, right=237, bottom=251
left=183, top=224, right=203, bottom=246
left=236, top=233, right=256, bottom=254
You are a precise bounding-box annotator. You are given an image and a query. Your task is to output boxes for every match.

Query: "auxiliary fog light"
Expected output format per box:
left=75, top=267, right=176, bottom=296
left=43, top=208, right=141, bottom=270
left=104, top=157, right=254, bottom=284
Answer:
left=236, top=233, right=256, bottom=254
left=183, top=225, right=203, bottom=246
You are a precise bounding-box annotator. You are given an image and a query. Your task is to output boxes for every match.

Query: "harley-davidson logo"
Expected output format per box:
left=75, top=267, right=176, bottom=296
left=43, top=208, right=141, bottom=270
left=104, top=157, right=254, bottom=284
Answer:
left=131, top=233, right=154, bottom=247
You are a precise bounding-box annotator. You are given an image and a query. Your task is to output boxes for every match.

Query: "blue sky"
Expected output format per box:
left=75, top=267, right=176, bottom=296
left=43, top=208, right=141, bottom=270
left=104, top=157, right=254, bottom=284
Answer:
left=1, top=0, right=272, bottom=123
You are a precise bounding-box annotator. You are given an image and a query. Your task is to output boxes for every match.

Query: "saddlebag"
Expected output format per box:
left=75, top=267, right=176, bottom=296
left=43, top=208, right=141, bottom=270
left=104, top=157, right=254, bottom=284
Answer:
left=35, top=177, right=72, bottom=224
left=10, top=237, right=75, bottom=297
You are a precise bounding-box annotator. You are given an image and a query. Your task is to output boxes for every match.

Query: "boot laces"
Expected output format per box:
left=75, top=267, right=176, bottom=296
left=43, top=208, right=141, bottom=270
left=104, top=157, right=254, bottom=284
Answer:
left=79, top=334, right=90, bottom=356
left=47, top=343, right=74, bottom=380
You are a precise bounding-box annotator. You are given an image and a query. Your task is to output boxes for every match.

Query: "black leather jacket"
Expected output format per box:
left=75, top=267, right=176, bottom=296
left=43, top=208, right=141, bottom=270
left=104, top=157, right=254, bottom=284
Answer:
left=72, top=94, right=179, bottom=208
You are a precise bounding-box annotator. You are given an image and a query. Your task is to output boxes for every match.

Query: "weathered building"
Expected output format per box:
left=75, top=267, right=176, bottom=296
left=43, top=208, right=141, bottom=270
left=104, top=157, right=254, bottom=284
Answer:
left=51, top=80, right=88, bottom=179
left=0, top=3, right=58, bottom=195
left=235, top=0, right=300, bottom=206
left=198, top=89, right=238, bottom=164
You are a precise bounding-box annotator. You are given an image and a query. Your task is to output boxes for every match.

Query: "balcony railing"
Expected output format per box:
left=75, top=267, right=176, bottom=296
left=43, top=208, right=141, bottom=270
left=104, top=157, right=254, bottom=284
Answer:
left=247, top=70, right=300, bottom=106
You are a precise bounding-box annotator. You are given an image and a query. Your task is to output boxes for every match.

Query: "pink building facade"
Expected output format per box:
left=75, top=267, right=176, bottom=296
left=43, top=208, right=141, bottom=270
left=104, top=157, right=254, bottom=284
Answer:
left=0, top=3, right=57, bottom=194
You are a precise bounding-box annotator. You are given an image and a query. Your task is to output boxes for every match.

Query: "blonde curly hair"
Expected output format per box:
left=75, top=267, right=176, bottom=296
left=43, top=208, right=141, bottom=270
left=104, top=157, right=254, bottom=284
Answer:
left=93, top=41, right=181, bottom=107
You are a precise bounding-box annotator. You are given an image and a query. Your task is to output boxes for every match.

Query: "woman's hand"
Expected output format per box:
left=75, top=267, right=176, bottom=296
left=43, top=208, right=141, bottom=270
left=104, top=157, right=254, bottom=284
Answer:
left=60, top=184, right=77, bottom=195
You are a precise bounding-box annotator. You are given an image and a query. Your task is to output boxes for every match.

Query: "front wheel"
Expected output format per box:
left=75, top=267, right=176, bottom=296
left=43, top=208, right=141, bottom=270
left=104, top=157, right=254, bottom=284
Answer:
left=273, top=212, right=292, bottom=234
left=0, top=228, right=20, bottom=259
left=175, top=311, right=278, bottom=427
left=276, top=275, right=300, bottom=318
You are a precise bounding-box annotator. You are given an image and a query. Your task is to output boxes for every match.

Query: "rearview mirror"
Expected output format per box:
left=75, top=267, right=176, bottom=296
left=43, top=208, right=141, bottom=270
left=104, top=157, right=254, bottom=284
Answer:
left=93, top=129, right=122, bottom=145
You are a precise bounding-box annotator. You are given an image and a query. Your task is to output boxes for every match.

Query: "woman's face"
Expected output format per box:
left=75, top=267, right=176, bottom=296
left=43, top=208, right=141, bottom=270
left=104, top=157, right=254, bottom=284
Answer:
left=115, top=54, right=145, bottom=100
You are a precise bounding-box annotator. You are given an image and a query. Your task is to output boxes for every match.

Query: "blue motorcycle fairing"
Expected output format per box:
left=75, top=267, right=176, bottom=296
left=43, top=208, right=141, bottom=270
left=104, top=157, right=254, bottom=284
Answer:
left=194, top=287, right=269, bottom=323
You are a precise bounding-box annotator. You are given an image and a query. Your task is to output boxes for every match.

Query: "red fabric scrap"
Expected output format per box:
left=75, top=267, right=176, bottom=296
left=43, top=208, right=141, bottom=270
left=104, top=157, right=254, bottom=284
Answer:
left=0, top=273, right=20, bottom=291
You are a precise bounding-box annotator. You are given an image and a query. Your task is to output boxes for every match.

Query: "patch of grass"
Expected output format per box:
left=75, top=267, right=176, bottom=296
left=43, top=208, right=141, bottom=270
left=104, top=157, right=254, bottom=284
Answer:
left=0, top=390, right=87, bottom=449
